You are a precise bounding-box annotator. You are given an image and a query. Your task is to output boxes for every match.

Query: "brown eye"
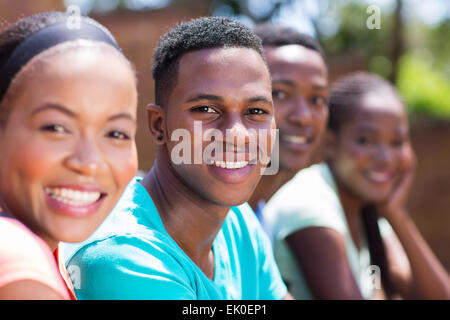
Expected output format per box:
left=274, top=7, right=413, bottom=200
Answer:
left=191, top=106, right=217, bottom=114
left=391, top=139, right=404, bottom=148
left=247, top=108, right=268, bottom=115
left=272, top=90, right=286, bottom=100
left=310, top=95, right=326, bottom=106
left=108, top=130, right=130, bottom=140
left=40, top=124, right=68, bottom=134
left=356, top=136, right=372, bottom=146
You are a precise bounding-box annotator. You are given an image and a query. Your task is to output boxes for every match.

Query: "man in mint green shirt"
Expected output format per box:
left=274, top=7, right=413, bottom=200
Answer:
left=64, top=17, right=288, bottom=300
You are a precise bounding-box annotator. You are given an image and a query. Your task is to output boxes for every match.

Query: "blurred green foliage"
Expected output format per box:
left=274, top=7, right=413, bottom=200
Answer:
left=313, top=1, right=450, bottom=121
left=71, top=0, right=450, bottom=120
left=319, top=2, right=392, bottom=57
left=397, top=53, right=450, bottom=119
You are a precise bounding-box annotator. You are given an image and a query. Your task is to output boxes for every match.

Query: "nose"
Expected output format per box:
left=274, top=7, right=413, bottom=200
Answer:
left=64, top=136, right=107, bottom=176
left=221, top=113, right=255, bottom=148
left=287, top=97, right=312, bottom=126
left=374, top=145, right=396, bottom=166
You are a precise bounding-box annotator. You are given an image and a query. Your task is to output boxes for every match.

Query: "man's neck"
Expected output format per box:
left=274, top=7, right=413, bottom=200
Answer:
left=248, top=168, right=297, bottom=211
left=140, top=154, right=229, bottom=279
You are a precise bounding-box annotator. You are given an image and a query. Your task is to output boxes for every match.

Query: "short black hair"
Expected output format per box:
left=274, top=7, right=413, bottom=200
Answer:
left=254, top=23, right=326, bottom=60
left=152, top=16, right=267, bottom=108
left=328, top=71, right=402, bottom=133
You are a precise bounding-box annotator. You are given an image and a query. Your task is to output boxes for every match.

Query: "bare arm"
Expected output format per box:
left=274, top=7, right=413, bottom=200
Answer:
left=379, top=147, right=450, bottom=299
left=286, top=227, right=364, bottom=300
left=384, top=212, right=450, bottom=299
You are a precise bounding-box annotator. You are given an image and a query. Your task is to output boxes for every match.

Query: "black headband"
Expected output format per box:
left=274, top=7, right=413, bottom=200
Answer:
left=0, top=20, right=121, bottom=101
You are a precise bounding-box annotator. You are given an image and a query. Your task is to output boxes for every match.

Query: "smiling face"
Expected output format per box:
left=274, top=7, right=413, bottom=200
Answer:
left=0, top=42, right=138, bottom=246
left=327, top=90, right=411, bottom=203
left=161, top=47, right=274, bottom=207
left=264, top=44, right=328, bottom=172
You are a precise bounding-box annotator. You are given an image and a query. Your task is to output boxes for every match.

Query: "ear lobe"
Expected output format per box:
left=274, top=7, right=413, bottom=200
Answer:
left=147, top=103, right=165, bottom=145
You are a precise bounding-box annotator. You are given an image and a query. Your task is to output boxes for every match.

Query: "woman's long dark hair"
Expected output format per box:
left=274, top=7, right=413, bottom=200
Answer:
left=361, top=204, right=395, bottom=298
left=328, top=72, right=401, bottom=298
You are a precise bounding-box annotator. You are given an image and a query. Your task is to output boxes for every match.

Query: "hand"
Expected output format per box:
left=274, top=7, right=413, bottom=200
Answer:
left=378, top=145, right=417, bottom=220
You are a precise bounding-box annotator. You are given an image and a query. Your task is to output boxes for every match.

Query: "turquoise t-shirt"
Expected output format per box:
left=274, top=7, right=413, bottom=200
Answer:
left=64, top=178, right=287, bottom=300
left=263, top=163, right=393, bottom=300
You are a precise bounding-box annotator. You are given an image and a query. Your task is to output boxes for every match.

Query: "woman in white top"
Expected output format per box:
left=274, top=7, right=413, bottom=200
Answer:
left=264, top=72, right=450, bottom=299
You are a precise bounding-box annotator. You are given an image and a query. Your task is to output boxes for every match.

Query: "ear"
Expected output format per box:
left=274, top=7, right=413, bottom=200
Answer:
left=147, top=103, right=166, bottom=145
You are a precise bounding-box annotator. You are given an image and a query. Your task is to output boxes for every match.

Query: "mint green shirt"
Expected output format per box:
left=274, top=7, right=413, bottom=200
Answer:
left=263, top=163, right=392, bottom=300
left=64, top=178, right=287, bottom=300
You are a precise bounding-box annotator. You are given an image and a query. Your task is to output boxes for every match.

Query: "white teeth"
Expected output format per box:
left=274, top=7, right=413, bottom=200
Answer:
left=213, top=160, right=249, bottom=169
left=45, top=187, right=101, bottom=206
left=368, top=171, right=391, bottom=182
left=283, top=135, right=307, bottom=144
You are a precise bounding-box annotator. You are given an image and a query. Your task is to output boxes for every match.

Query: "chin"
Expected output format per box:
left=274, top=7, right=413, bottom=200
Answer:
left=280, top=156, right=311, bottom=173
left=54, top=231, right=89, bottom=244
left=209, top=192, right=252, bottom=208
left=224, top=199, right=249, bottom=208
left=359, top=190, right=391, bottom=205
left=53, top=222, right=99, bottom=244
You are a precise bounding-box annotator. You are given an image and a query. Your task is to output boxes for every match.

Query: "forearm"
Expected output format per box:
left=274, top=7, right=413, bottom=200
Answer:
left=388, top=210, right=450, bottom=299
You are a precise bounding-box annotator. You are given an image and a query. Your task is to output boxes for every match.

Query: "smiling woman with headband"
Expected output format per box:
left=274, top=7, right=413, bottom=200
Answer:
left=0, top=11, right=138, bottom=299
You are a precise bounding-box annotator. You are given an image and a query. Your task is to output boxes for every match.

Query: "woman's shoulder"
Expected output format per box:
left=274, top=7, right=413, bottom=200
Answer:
left=263, top=163, right=348, bottom=239
left=268, top=163, right=336, bottom=208
left=0, top=215, right=47, bottom=252
left=0, top=215, right=54, bottom=269
left=0, top=216, right=70, bottom=298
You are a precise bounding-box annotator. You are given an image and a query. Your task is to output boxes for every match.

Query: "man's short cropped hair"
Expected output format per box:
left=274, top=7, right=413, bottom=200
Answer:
left=254, top=23, right=326, bottom=59
left=152, top=16, right=267, bottom=108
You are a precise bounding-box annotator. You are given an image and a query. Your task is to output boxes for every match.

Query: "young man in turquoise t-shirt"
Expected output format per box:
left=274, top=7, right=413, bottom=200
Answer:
left=65, top=17, right=290, bottom=300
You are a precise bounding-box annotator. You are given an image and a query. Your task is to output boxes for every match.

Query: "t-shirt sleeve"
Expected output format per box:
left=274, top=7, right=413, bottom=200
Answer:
left=264, top=188, right=346, bottom=242
left=67, top=234, right=197, bottom=300
left=238, top=203, right=287, bottom=300
left=257, top=226, right=288, bottom=300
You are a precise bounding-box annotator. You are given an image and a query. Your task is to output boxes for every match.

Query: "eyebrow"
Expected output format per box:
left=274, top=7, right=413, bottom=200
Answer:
left=31, top=103, right=77, bottom=117
left=272, top=79, right=295, bottom=87
left=30, top=103, right=135, bottom=122
left=186, top=94, right=273, bottom=107
left=357, top=125, right=377, bottom=133
left=247, top=96, right=273, bottom=106
left=107, top=113, right=136, bottom=122
left=272, top=79, right=328, bottom=91
left=186, top=94, right=223, bottom=103
left=313, top=84, right=328, bottom=90
left=359, top=124, right=407, bottom=132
